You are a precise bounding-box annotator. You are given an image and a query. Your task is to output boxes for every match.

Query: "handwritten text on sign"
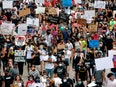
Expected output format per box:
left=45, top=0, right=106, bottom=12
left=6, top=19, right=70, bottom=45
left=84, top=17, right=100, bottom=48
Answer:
left=15, top=50, right=26, bottom=62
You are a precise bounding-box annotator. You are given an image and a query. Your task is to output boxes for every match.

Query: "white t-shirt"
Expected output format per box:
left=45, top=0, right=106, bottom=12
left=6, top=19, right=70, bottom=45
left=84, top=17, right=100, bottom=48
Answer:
left=106, top=79, right=116, bottom=87
left=26, top=45, right=34, bottom=59
left=38, top=49, right=46, bottom=61
left=43, top=55, right=56, bottom=69
left=65, top=50, right=72, bottom=59
left=66, top=42, right=73, bottom=50
left=31, top=83, right=44, bottom=87
left=54, top=77, right=62, bottom=86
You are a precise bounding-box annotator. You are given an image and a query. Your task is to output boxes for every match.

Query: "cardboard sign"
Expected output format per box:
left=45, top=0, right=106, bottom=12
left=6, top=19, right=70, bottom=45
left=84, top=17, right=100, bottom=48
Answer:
left=48, top=15, right=59, bottom=24
left=77, top=18, right=87, bottom=26
left=95, top=57, right=114, bottom=71
left=35, top=7, right=45, bottom=14
left=14, top=50, right=26, bottom=62
left=89, top=40, right=99, bottom=48
left=26, top=18, right=39, bottom=26
left=94, top=1, right=106, bottom=9
left=15, top=36, right=26, bottom=46
left=2, top=1, right=13, bottom=9
left=0, top=23, right=15, bottom=35
left=19, top=8, right=30, bottom=17
left=62, top=0, right=72, bottom=7
left=17, top=24, right=27, bottom=36
left=10, top=84, right=18, bottom=87
left=46, top=7, right=59, bottom=15
left=88, top=24, right=97, bottom=32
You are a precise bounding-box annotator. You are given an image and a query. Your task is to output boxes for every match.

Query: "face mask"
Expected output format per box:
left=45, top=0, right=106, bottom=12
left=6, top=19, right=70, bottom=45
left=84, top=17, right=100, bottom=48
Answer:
left=40, top=45, right=43, bottom=49
left=63, top=79, right=67, bottom=82
left=78, top=81, right=82, bottom=84
left=29, top=78, right=33, bottom=81
left=99, top=43, right=103, bottom=47
left=59, top=64, right=62, bottom=66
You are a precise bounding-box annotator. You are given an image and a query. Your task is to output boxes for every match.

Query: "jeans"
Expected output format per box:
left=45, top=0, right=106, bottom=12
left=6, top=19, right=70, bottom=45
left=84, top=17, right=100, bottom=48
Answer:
left=45, top=68, right=54, bottom=78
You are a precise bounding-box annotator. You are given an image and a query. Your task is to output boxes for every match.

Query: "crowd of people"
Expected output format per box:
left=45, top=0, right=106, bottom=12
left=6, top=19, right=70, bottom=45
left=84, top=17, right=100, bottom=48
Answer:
left=0, top=0, right=116, bottom=87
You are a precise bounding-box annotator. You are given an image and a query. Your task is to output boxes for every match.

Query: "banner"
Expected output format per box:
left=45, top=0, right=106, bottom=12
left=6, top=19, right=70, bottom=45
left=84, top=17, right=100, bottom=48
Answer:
left=15, top=36, right=26, bottom=46
left=17, top=24, right=27, bottom=36
left=62, top=0, right=72, bottom=7
left=0, top=23, right=15, bottom=35
left=26, top=18, right=39, bottom=26
left=19, top=8, right=30, bottom=17
left=2, top=1, right=13, bottom=9
left=35, top=7, right=45, bottom=14
left=94, top=1, right=106, bottom=9
left=48, top=15, right=59, bottom=24
left=89, top=40, right=99, bottom=48
left=88, top=24, right=97, bottom=32
left=77, top=18, right=87, bottom=26
left=95, top=57, right=114, bottom=71
left=14, top=50, right=26, bottom=62
left=46, top=7, right=59, bottom=15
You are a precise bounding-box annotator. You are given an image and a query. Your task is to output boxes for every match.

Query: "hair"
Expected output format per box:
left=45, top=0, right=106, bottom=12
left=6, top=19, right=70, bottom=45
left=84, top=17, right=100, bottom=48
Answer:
left=15, top=75, right=23, bottom=81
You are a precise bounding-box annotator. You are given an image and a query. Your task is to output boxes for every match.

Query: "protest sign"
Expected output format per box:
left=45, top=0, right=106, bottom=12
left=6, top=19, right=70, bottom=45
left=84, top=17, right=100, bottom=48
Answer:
left=108, top=50, right=116, bottom=68
left=26, top=18, right=39, bottom=26
left=46, top=7, right=59, bottom=15
left=35, top=7, right=45, bottom=14
left=88, top=24, right=97, bottom=32
left=62, top=0, right=72, bottom=7
left=14, top=50, right=26, bottom=62
left=75, top=0, right=82, bottom=4
left=15, top=36, right=26, bottom=46
left=48, top=15, right=59, bottom=24
left=0, top=23, right=15, bottom=35
left=59, top=12, right=69, bottom=23
left=19, top=8, right=30, bottom=17
left=94, top=1, right=106, bottom=9
left=95, top=57, right=114, bottom=71
left=35, top=0, right=44, bottom=4
left=89, top=40, right=99, bottom=48
left=17, top=24, right=27, bottom=36
left=77, top=18, right=87, bottom=26
left=2, top=1, right=13, bottom=9
left=82, top=10, right=95, bottom=23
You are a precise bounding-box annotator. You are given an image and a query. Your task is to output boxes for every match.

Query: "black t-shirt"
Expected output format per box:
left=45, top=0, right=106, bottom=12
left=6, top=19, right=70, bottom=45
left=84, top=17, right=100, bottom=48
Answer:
left=54, top=66, right=66, bottom=79
left=106, top=38, right=113, bottom=50
left=60, top=82, right=71, bottom=87
left=3, top=75, right=13, bottom=87
left=32, top=52, right=40, bottom=65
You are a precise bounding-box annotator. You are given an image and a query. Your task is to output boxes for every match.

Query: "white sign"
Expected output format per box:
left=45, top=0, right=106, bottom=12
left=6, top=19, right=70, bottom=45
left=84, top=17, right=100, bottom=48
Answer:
left=0, top=23, right=15, bottom=35
left=81, top=10, right=95, bottom=23
left=108, top=50, right=116, bottom=59
left=95, top=57, right=114, bottom=71
left=17, top=24, right=27, bottom=36
left=35, top=0, right=44, bottom=4
left=15, top=36, right=26, bottom=46
left=35, top=7, right=45, bottom=14
left=26, top=18, right=39, bottom=27
left=2, top=1, right=13, bottom=9
left=15, top=50, right=26, bottom=62
left=94, top=1, right=106, bottom=9
left=75, top=0, right=82, bottom=4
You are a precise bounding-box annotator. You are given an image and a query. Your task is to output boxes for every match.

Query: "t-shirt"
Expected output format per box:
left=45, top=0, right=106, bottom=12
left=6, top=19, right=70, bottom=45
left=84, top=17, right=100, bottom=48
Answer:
left=106, top=79, right=116, bottom=87
left=3, top=75, right=13, bottom=87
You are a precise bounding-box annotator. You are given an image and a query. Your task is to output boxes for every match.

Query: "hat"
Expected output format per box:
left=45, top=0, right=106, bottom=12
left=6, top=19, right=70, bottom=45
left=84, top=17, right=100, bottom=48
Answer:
left=107, top=73, right=114, bottom=78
